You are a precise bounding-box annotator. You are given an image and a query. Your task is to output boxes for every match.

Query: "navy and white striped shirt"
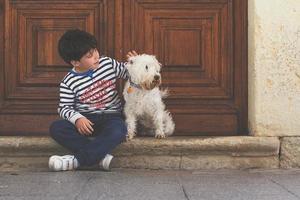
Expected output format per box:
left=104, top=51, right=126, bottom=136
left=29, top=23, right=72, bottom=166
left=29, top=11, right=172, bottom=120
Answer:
left=58, top=56, right=128, bottom=124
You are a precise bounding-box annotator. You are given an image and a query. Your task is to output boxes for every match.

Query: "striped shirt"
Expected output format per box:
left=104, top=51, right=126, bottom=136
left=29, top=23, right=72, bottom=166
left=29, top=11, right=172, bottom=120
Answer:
left=58, top=56, right=128, bottom=124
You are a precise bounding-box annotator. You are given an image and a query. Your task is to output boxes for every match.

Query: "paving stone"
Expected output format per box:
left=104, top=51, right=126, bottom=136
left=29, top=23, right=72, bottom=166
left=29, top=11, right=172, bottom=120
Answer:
left=280, top=137, right=300, bottom=168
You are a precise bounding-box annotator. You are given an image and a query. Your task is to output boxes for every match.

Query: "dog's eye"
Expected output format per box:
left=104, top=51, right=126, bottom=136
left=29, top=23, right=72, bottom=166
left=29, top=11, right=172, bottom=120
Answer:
left=145, top=65, right=148, bottom=71
left=129, top=60, right=133, bottom=64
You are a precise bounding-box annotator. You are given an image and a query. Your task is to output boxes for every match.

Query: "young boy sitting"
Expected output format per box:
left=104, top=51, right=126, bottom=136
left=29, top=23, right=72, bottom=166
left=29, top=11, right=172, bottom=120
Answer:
left=49, top=29, right=137, bottom=171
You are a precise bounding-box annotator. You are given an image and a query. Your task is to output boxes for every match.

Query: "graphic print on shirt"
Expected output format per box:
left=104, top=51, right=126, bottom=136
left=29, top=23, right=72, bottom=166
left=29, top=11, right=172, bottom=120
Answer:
left=79, top=79, right=116, bottom=109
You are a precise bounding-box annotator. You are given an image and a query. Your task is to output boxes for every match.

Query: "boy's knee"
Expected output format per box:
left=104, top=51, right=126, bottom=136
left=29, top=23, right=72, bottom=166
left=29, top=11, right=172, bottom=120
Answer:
left=120, top=122, right=127, bottom=135
left=107, top=120, right=127, bottom=142
left=49, top=121, right=59, bottom=138
left=116, top=120, right=127, bottom=135
left=116, top=122, right=128, bottom=141
left=49, top=120, right=67, bottom=138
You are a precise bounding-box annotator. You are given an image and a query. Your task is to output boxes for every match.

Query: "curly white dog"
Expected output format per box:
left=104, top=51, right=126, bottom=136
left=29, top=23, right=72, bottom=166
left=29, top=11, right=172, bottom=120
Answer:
left=123, top=54, right=175, bottom=140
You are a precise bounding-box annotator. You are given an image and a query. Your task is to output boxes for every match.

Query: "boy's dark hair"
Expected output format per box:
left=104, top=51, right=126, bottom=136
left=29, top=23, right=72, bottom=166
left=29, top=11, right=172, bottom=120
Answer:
left=58, top=29, right=97, bottom=64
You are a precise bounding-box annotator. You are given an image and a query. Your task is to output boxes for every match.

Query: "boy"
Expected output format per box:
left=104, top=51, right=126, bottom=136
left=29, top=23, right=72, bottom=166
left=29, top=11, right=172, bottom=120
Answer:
left=49, top=29, right=137, bottom=171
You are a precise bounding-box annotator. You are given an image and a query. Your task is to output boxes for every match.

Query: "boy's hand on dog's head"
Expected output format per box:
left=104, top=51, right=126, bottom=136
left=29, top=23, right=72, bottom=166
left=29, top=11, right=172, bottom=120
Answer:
left=126, top=50, right=138, bottom=61
left=75, top=117, right=94, bottom=136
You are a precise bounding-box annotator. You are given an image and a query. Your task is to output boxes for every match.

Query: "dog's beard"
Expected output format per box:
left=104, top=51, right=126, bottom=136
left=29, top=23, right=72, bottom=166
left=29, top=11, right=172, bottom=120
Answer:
left=142, top=79, right=161, bottom=90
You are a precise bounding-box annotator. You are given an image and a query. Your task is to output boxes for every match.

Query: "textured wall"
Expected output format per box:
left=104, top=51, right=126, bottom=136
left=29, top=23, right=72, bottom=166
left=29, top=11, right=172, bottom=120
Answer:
left=248, top=0, right=300, bottom=136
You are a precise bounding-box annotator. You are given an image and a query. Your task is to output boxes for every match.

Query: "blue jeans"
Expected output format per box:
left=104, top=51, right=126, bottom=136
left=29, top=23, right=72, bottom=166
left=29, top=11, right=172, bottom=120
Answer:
left=49, top=113, right=127, bottom=166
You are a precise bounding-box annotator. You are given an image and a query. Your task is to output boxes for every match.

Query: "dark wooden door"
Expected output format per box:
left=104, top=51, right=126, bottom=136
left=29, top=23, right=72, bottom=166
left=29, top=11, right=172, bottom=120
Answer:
left=0, top=0, right=248, bottom=136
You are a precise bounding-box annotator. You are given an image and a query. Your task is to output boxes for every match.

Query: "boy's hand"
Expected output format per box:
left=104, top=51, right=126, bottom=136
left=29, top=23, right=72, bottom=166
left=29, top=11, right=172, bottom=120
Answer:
left=126, top=50, right=138, bottom=61
left=75, top=117, right=94, bottom=136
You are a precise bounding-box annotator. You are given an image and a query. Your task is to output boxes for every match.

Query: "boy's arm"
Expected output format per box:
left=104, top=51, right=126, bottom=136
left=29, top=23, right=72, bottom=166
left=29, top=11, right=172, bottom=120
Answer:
left=58, top=82, right=84, bottom=125
left=110, top=58, right=128, bottom=80
left=111, top=51, right=138, bottom=80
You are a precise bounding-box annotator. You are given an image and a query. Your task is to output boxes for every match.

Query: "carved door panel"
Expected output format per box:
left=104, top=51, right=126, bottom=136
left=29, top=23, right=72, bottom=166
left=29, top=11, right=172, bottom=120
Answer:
left=0, top=0, right=115, bottom=135
left=120, top=0, right=248, bottom=135
left=0, top=0, right=247, bottom=135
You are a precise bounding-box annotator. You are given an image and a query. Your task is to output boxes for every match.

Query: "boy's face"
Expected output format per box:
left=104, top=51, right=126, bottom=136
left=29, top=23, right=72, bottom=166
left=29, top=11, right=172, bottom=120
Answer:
left=71, top=48, right=100, bottom=71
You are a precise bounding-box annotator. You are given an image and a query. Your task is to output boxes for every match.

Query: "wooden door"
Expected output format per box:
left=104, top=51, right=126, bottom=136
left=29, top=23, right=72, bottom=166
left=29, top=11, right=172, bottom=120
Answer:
left=0, top=0, right=248, bottom=136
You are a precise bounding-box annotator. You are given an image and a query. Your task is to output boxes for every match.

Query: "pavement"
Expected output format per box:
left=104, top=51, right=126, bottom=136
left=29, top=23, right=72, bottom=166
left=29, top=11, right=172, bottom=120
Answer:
left=0, top=169, right=300, bottom=200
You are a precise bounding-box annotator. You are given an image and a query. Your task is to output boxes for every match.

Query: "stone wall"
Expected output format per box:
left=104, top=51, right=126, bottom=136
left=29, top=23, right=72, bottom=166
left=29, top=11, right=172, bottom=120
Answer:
left=248, top=0, right=300, bottom=136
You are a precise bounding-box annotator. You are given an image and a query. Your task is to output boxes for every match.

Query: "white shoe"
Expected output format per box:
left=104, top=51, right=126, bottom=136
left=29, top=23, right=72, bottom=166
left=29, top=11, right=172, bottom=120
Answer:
left=99, top=154, right=113, bottom=171
left=49, top=155, right=79, bottom=171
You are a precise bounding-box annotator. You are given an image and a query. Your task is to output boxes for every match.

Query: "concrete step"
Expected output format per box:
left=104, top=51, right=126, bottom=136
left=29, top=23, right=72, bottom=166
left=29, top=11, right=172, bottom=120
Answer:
left=0, top=136, right=280, bottom=171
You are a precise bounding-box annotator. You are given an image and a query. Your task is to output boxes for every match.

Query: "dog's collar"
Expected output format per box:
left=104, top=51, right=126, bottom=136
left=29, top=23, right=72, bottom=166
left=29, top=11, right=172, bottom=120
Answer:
left=129, top=77, right=142, bottom=90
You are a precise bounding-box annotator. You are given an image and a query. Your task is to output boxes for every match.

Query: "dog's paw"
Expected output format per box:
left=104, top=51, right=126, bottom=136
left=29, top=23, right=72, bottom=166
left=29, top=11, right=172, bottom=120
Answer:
left=126, top=132, right=136, bottom=141
left=155, top=132, right=166, bottom=139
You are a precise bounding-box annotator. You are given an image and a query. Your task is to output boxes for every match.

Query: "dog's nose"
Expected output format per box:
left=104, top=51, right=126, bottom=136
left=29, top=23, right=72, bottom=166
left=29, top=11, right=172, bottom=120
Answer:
left=154, top=75, right=160, bottom=81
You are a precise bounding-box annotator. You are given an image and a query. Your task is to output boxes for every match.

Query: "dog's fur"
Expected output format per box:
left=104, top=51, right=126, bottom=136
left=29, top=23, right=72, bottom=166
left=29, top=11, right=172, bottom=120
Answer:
left=123, top=54, right=175, bottom=139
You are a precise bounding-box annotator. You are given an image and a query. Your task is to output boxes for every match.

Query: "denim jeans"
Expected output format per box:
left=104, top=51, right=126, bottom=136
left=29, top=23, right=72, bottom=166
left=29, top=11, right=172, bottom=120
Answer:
left=49, top=113, right=127, bottom=166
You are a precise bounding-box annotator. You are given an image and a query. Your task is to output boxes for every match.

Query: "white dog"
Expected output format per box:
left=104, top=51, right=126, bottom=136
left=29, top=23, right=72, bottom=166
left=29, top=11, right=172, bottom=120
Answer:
left=123, top=54, right=175, bottom=140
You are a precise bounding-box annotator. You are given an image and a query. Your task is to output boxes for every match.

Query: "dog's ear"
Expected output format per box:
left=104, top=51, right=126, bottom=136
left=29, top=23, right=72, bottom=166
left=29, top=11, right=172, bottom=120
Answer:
left=151, top=55, right=157, bottom=60
left=150, top=55, right=162, bottom=67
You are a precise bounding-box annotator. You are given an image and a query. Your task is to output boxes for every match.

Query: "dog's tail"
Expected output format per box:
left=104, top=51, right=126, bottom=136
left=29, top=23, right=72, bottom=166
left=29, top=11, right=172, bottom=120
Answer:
left=160, top=88, right=169, bottom=99
left=163, top=111, right=175, bottom=136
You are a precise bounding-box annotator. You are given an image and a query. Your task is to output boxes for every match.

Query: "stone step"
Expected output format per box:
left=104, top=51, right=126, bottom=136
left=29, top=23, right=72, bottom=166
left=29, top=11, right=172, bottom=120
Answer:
left=0, top=136, right=280, bottom=171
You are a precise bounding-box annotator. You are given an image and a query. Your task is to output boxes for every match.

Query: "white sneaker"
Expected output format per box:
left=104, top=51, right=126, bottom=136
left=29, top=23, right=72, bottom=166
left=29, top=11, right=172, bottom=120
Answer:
left=49, top=155, right=79, bottom=171
left=99, top=154, right=113, bottom=171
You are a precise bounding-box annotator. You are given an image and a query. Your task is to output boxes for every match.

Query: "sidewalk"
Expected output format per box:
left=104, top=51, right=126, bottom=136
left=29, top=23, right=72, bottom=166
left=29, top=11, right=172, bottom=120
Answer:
left=1, top=169, right=300, bottom=200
